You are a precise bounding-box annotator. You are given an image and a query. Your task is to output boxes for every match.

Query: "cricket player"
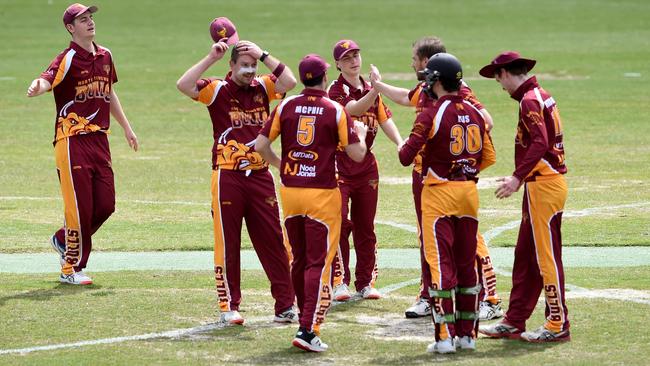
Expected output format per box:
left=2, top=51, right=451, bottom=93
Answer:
left=417, top=53, right=496, bottom=354
left=176, top=22, right=297, bottom=325
left=370, top=37, right=502, bottom=320
left=256, top=54, right=367, bottom=352
left=27, top=3, right=139, bottom=285
left=478, top=51, right=570, bottom=343
left=327, top=39, right=403, bottom=301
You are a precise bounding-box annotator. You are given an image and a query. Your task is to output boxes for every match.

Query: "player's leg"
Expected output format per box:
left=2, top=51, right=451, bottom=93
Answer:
left=421, top=185, right=458, bottom=353
left=54, top=137, right=95, bottom=285
left=284, top=215, right=306, bottom=319
left=211, top=169, right=245, bottom=323
left=245, top=171, right=295, bottom=316
left=454, top=215, right=480, bottom=348
left=332, top=180, right=352, bottom=297
left=476, top=231, right=503, bottom=321
left=350, top=175, right=379, bottom=297
left=406, top=170, right=431, bottom=318
left=77, top=133, right=115, bottom=272
left=481, top=187, right=541, bottom=338
left=520, top=176, right=570, bottom=342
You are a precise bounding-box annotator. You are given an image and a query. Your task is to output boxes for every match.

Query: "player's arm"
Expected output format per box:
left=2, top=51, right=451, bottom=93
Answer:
left=379, top=119, right=403, bottom=146
left=255, top=135, right=280, bottom=169
left=479, top=131, right=496, bottom=171
left=26, top=78, right=52, bottom=97
left=176, top=42, right=229, bottom=99
left=398, top=111, right=430, bottom=166
left=495, top=100, right=548, bottom=199
left=480, top=108, right=494, bottom=132
left=345, top=121, right=368, bottom=162
left=234, top=41, right=297, bottom=95
left=109, top=89, right=138, bottom=151
left=369, top=64, right=411, bottom=106
left=344, top=88, right=379, bottom=116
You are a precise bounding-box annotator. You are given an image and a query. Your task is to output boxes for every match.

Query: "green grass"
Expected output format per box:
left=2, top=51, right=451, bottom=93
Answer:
left=2, top=269, right=650, bottom=365
left=1, top=0, right=649, bottom=363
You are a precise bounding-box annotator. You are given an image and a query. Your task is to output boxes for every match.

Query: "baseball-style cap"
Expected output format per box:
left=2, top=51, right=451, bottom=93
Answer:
left=299, top=54, right=330, bottom=83
left=479, top=51, right=536, bottom=78
left=210, top=17, right=239, bottom=45
left=332, top=39, right=360, bottom=61
left=63, top=3, right=98, bottom=25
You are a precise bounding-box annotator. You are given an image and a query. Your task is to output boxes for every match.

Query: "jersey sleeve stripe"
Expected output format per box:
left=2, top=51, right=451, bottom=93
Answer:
left=51, top=49, right=76, bottom=89
left=431, top=100, right=451, bottom=138
left=197, top=80, right=224, bottom=106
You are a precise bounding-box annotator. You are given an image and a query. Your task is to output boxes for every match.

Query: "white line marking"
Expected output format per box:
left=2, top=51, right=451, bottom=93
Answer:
left=0, top=278, right=419, bottom=355
left=375, top=220, right=418, bottom=233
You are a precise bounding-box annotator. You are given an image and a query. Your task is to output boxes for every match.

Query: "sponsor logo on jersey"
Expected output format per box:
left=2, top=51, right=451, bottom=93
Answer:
left=283, top=163, right=316, bottom=177
left=288, top=150, right=319, bottom=162
left=103, top=64, right=111, bottom=75
left=265, top=196, right=277, bottom=208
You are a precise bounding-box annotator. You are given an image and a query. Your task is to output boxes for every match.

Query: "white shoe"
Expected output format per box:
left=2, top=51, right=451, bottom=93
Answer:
left=50, top=235, right=66, bottom=266
left=219, top=310, right=244, bottom=325
left=456, top=336, right=476, bottom=350
left=479, top=300, right=504, bottom=321
left=292, top=328, right=328, bottom=352
left=405, top=298, right=431, bottom=318
left=333, top=284, right=352, bottom=301
left=358, top=286, right=381, bottom=300
left=426, top=338, right=456, bottom=354
left=59, top=271, right=93, bottom=285
left=274, top=307, right=299, bottom=323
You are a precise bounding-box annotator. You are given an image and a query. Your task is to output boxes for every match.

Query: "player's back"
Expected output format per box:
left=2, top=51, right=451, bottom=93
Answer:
left=422, top=94, right=487, bottom=185
left=270, top=89, right=351, bottom=189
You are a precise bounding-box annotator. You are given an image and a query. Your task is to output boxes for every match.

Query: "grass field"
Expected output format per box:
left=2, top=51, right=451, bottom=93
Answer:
left=1, top=0, right=649, bottom=364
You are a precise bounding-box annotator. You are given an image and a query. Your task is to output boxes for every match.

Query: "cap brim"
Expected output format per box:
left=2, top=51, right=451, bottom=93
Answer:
left=479, top=58, right=536, bottom=78
left=336, top=47, right=361, bottom=61
left=225, top=32, right=239, bottom=46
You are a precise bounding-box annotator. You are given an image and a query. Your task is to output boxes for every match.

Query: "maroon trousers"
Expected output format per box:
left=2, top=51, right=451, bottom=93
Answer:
left=504, top=176, right=569, bottom=333
left=54, top=133, right=114, bottom=273
left=211, top=169, right=294, bottom=315
left=335, top=169, right=379, bottom=291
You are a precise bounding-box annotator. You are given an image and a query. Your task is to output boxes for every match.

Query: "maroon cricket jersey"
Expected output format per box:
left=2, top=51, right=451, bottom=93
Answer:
left=421, top=94, right=492, bottom=184
left=259, top=88, right=359, bottom=188
left=40, top=41, right=117, bottom=143
left=328, top=74, right=392, bottom=177
left=403, top=82, right=485, bottom=173
left=510, top=76, right=567, bottom=181
left=195, top=72, right=281, bottom=170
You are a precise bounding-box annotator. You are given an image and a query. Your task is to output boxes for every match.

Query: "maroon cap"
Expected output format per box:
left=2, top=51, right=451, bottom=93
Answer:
left=62, top=3, right=97, bottom=25
left=210, top=17, right=239, bottom=45
left=299, top=54, right=330, bottom=83
left=479, top=51, right=536, bottom=78
left=332, top=39, right=360, bottom=61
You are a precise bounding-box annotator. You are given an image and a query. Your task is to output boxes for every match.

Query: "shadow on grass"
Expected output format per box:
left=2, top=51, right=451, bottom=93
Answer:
left=0, top=283, right=107, bottom=306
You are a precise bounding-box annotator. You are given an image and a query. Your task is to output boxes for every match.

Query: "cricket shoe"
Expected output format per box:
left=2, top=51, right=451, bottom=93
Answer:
left=426, top=338, right=456, bottom=354
left=479, top=321, right=523, bottom=339
left=292, top=328, right=328, bottom=352
left=479, top=300, right=504, bottom=321
left=50, top=235, right=66, bottom=266
left=405, top=298, right=431, bottom=318
left=219, top=310, right=244, bottom=325
left=59, top=271, right=93, bottom=285
left=333, top=284, right=352, bottom=301
left=456, top=336, right=476, bottom=350
left=274, top=307, right=299, bottom=323
left=358, top=286, right=381, bottom=300
left=520, top=326, right=571, bottom=343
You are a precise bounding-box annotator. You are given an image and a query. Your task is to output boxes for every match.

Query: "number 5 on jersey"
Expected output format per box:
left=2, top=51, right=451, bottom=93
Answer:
left=297, top=116, right=316, bottom=146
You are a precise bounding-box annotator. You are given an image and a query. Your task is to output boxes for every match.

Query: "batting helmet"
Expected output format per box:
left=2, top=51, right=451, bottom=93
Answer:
left=420, top=53, right=462, bottom=98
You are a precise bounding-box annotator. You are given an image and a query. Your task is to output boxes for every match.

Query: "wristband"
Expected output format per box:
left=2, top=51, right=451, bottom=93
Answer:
left=272, top=63, right=286, bottom=78
left=260, top=50, right=270, bottom=62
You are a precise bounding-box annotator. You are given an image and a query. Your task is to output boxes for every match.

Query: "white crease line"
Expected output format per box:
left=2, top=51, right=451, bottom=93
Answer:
left=0, top=278, right=418, bottom=355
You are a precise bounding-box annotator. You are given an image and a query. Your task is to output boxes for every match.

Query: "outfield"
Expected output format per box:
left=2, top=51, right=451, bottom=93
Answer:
left=1, top=0, right=649, bottom=364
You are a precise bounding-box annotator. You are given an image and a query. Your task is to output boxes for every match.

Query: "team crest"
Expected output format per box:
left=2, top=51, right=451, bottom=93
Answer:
left=254, top=93, right=264, bottom=104
left=103, top=65, right=111, bottom=75
left=265, top=196, right=277, bottom=207
left=368, top=179, right=379, bottom=190
left=217, top=27, right=227, bottom=38
left=341, top=41, right=350, bottom=49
